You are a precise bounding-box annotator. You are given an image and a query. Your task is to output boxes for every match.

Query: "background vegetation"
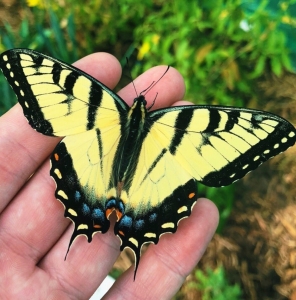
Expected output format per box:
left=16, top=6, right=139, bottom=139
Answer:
left=0, top=0, right=295, bottom=298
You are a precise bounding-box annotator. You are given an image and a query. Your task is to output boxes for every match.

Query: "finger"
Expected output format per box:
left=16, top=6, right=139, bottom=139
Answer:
left=29, top=66, right=187, bottom=298
left=0, top=52, right=122, bottom=210
left=118, top=66, right=185, bottom=109
left=105, top=199, right=218, bottom=299
left=173, top=100, right=194, bottom=106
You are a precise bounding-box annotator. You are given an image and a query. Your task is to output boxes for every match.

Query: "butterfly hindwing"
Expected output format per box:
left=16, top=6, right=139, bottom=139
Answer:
left=50, top=121, right=199, bottom=276
left=1, top=48, right=296, bottom=279
left=115, top=179, right=198, bottom=276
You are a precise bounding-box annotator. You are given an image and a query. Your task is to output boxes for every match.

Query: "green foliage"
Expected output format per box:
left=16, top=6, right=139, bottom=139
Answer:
left=198, top=184, right=235, bottom=233
left=32, top=0, right=156, bottom=62
left=0, top=7, right=79, bottom=114
left=0, top=75, right=16, bottom=116
left=0, top=9, right=78, bottom=62
left=134, top=0, right=295, bottom=106
left=189, top=266, right=242, bottom=300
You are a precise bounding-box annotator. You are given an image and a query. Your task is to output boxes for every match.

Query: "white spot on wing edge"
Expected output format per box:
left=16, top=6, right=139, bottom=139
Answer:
left=144, top=232, right=156, bottom=238
left=129, top=237, right=139, bottom=247
left=57, top=190, right=68, bottom=200
left=54, top=168, right=62, bottom=179
left=161, top=222, right=175, bottom=229
left=77, top=224, right=88, bottom=230
left=281, top=137, right=288, bottom=143
left=68, top=208, right=77, bottom=217
left=177, top=206, right=188, bottom=214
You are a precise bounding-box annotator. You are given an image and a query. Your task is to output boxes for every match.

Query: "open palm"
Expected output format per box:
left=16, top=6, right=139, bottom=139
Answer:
left=0, top=52, right=218, bottom=299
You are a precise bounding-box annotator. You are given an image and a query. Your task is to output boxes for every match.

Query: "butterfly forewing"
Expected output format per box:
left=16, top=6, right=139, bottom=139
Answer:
left=149, top=105, right=296, bottom=187
left=0, top=48, right=128, bottom=136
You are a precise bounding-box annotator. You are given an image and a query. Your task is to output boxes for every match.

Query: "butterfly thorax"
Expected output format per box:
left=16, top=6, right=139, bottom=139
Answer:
left=113, top=95, right=148, bottom=189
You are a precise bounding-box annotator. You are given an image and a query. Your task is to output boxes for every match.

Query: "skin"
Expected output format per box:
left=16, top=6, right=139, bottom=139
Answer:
left=0, top=52, right=219, bottom=299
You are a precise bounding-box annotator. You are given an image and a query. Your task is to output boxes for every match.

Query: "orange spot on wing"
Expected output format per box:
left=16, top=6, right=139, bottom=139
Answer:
left=189, top=192, right=195, bottom=199
left=93, top=224, right=101, bottom=229
left=106, top=208, right=115, bottom=219
left=54, top=153, right=59, bottom=161
left=115, top=209, right=123, bottom=221
left=118, top=230, right=125, bottom=236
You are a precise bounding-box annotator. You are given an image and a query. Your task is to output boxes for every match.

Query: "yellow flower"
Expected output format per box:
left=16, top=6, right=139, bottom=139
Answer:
left=280, top=2, right=288, bottom=11
left=152, top=34, right=160, bottom=45
left=219, top=10, right=228, bottom=20
left=137, top=41, right=150, bottom=60
left=26, top=0, right=42, bottom=7
left=282, top=15, right=296, bottom=26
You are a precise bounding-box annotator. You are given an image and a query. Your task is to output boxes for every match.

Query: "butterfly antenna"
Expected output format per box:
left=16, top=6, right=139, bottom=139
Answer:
left=147, top=93, right=158, bottom=110
left=142, top=66, right=170, bottom=96
left=140, top=81, right=155, bottom=95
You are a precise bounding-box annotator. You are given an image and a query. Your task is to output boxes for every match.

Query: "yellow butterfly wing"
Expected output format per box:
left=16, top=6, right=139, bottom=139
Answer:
left=0, top=48, right=128, bottom=136
left=115, top=105, right=296, bottom=275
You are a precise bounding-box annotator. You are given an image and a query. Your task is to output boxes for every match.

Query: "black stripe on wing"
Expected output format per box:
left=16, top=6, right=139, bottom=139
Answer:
left=149, top=105, right=296, bottom=187
left=0, top=49, right=55, bottom=134
left=169, top=109, right=194, bottom=154
left=0, top=49, right=130, bottom=136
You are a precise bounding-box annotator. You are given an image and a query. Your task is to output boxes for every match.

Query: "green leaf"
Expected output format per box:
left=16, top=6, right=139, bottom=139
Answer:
left=250, top=55, right=266, bottom=78
left=281, top=51, right=293, bottom=71
left=271, top=56, right=282, bottom=76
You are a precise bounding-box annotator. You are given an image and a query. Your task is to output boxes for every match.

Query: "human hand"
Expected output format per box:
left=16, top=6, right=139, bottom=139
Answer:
left=0, top=52, right=218, bottom=299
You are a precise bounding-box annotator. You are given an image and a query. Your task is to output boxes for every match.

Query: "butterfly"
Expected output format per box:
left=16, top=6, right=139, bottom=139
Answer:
left=1, top=48, right=295, bottom=279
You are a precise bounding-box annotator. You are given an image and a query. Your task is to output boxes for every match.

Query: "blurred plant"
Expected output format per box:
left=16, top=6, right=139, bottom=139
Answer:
left=134, top=0, right=296, bottom=106
left=188, top=266, right=242, bottom=300
left=198, top=184, right=235, bottom=233
left=0, top=6, right=78, bottom=114
left=0, top=9, right=78, bottom=62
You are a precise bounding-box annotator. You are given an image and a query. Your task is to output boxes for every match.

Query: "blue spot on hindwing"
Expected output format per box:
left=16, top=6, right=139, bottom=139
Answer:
left=82, top=203, right=90, bottom=215
left=105, top=198, right=116, bottom=209
left=149, top=213, right=157, bottom=222
left=92, top=208, right=105, bottom=222
left=135, top=219, right=145, bottom=230
left=119, top=215, right=133, bottom=228
left=117, top=201, right=125, bottom=213
left=74, top=191, right=81, bottom=201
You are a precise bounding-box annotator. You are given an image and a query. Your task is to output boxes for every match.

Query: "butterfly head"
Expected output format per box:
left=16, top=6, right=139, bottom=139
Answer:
left=133, top=94, right=147, bottom=106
